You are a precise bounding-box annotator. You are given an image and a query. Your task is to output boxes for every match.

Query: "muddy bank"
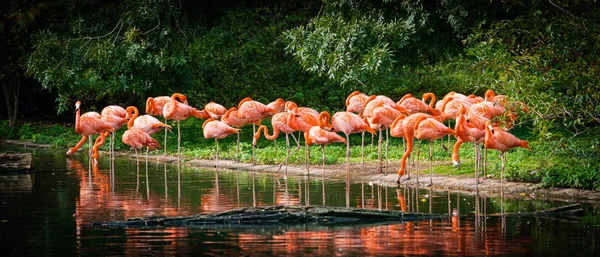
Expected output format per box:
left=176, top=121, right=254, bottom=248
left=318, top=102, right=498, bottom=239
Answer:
left=3, top=140, right=600, bottom=204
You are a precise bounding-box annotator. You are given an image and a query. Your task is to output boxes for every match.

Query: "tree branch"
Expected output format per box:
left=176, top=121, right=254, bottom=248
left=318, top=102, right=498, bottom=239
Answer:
left=143, top=15, right=160, bottom=35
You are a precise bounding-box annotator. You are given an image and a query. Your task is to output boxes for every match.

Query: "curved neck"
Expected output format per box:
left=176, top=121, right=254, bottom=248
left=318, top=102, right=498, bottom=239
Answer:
left=485, top=90, right=496, bottom=101
left=318, top=111, right=331, bottom=129
left=238, top=97, right=252, bottom=108
left=127, top=107, right=139, bottom=129
left=422, top=93, right=436, bottom=108
left=145, top=97, right=154, bottom=114
left=346, top=91, right=361, bottom=106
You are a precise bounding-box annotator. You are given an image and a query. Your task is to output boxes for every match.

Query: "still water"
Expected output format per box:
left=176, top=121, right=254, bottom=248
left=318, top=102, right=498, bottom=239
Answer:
left=1, top=146, right=599, bottom=256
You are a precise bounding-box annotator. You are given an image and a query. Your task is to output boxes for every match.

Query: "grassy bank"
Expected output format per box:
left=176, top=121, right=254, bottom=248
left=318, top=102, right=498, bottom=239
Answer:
left=1, top=119, right=599, bottom=190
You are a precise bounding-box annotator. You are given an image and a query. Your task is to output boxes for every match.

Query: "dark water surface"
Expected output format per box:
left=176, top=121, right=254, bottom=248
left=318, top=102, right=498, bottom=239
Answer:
left=1, top=146, right=599, bottom=256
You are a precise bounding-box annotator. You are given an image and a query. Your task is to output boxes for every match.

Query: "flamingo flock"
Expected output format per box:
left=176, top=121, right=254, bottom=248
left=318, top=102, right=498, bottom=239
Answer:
left=67, top=90, right=531, bottom=188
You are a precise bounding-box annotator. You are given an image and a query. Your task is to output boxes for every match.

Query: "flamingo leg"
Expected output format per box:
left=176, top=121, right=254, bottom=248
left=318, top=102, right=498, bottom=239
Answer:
left=385, top=127, right=389, bottom=175
left=426, top=140, right=433, bottom=187
left=474, top=141, right=479, bottom=185
left=345, top=134, right=350, bottom=178
left=177, top=120, right=181, bottom=162
left=321, top=144, right=326, bottom=172
left=361, top=131, right=365, bottom=167
left=252, top=123, right=256, bottom=165
left=274, top=138, right=277, bottom=163
left=285, top=133, right=290, bottom=177
left=215, top=138, right=219, bottom=170
left=236, top=133, right=240, bottom=161
left=276, top=134, right=301, bottom=172
left=163, top=117, right=168, bottom=157
left=377, top=127, right=383, bottom=172
left=306, top=142, right=310, bottom=175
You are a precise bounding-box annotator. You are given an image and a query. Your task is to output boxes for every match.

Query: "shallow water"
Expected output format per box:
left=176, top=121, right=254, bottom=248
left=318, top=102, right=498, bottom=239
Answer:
left=1, top=146, right=599, bottom=256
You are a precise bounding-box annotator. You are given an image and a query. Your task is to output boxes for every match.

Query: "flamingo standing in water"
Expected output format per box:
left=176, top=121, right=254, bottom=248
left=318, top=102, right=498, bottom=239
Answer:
left=202, top=118, right=240, bottom=169
left=163, top=93, right=208, bottom=161
left=285, top=101, right=319, bottom=172
left=221, top=107, right=251, bottom=161
left=66, top=101, right=114, bottom=160
left=253, top=111, right=300, bottom=175
left=413, top=116, right=455, bottom=186
left=237, top=97, right=278, bottom=164
left=484, top=120, right=530, bottom=191
left=146, top=96, right=171, bottom=156
left=122, top=106, right=161, bottom=166
left=92, top=105, right=128, bottom=161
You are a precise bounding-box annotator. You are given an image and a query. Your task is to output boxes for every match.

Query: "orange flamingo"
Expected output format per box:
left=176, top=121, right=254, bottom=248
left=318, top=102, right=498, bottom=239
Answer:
left=92, top=105, right=128, bottom=160
left=413, top=116, right=455, bottom=186
left=202, top=118, right=240, bottom=168
left=267, top=98, right=286, bottom=113
left=323, top=111, right=376, bottom=176
left=91, top=112, right=128, bottom=162
left=370, top=106, right=405, bottom=172
left=286, top=101, right=319, bottom=172
left=146, top=96, right=171, bottom=156
left=484, top=120, right=530, bottom=190
left=304, top=122, right=346, bottom=173
left=397, top=93, right=439, bottom=115
left=396, top=113, right=441, bottom=183
left=133, top=114, right=171, bottom=135
left=361, top=95, right=400, bottom=165
left=66, top=101, right=114, bottom=159
left=253, top=112, right=300, bottom=174
left=163, top=93, right=208, bottom=160
left=453, top=105, right=487, bottom=184
left=237, top=97, right=278, bottom=164
left=203, top=102, right=228, bottom=120
left=221, top=107, right=252, bottom=161
left=122, top=106, right=161, bottom=165
left=345, top=91, right=370, bottom=114
left=345, top=91, right=370, bottom=163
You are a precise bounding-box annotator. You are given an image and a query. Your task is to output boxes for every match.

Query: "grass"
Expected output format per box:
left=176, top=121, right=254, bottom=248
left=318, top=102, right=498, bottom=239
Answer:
left=2, top=119, right=599, bottom=190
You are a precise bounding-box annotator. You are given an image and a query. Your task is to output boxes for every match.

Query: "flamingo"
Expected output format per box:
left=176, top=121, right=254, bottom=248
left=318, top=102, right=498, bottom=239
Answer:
left=237, top=97, right=278, bottom=164
left=92, top=105, right=128, bottom=160
left=453, top=105, right=487, bottom=184
left=397, top=93, right=439, bottom=115
left=285, top=101, right=319, bottom=172
left=253, top=111, right=300, bottom=175
left=361, top=95, right=399, bottom=165
left=163, top=93, right=208, bottom=160
left=484, top=120, right=530, bottom=191
left=345, top=91, right=370, bottom=164
left=146, top=96, right=171, bottom=156
left=202, top=118, right=240, bottom=169
left=267, top=98, right=286, bottom=113
left=413, top=115, right=455, bottom=186
left=304, top=123, right=346, bottom=174
left=122, top=106, right=161, bottom=166
left=132, top=113, right=171, bottom=140
left=321, top=111, right=376, bottom=176
left=203, top=102, right=228, bottom=120
left=396, top=113, right=441, bottom=184
left=221, top=107, right=252, bottom=161
left=369, top=105, right=405, bottom=172
left=66, top=101, right=114, bottom=160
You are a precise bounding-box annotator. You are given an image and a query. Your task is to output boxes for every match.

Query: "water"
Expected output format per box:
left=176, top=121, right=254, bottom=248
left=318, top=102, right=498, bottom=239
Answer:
left=1, top=146, right=599, bottom=256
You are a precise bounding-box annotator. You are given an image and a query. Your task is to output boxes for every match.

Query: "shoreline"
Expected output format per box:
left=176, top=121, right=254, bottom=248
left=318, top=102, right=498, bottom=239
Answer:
left=3, top=139, right=600, bottom=205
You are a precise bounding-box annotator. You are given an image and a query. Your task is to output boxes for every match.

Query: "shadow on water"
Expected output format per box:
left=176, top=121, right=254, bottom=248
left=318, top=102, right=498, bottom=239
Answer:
left=1, top=146, right=600, bottom=256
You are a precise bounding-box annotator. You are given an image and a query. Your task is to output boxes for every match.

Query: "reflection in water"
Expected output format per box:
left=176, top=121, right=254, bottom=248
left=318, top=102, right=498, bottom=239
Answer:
left=2, top=148, right=599, bottom=256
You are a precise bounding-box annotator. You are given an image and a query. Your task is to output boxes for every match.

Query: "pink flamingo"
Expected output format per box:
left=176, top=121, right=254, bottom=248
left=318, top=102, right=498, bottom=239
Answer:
left=484, top=120, right=530, bottom=191
left=203, top=102, right=228, bottom=120
left=237, top=97, right=278, bottom=164
left=253, top=111, right=300, bottom=175
left=146, top=96, right=171, bottom=155
left=122, top=106, right=161, bottom=166
left=202, top=118, right=240, bottom=169
left=66, top=101, right=114, bottom=160
left=413, top=116, right=455, bottom=186
left=163, top=93, right=208, bottom=160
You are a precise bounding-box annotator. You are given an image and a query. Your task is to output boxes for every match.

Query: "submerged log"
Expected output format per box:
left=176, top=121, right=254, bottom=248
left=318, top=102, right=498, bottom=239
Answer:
left=91, top=205, right=446, bottom=228
left=0, top=152, right=32, bottom=170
